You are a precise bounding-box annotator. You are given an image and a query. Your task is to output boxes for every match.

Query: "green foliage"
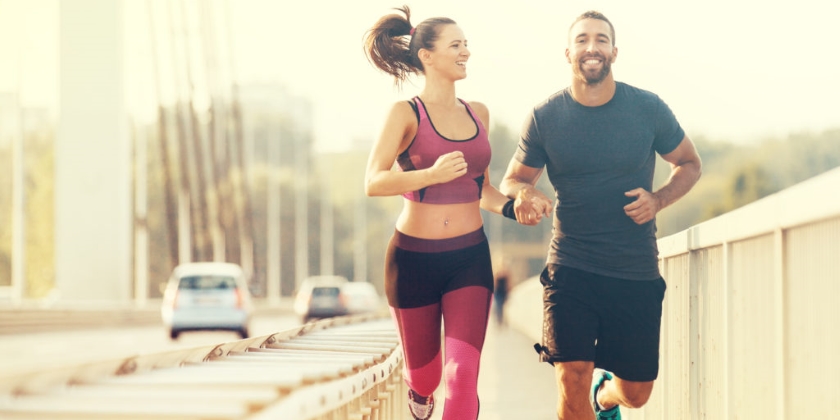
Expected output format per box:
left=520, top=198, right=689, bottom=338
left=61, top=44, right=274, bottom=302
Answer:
left=23, top=129, right=55, bottom=297
left=0, top=146, right=10, bottom=286
left=0, top=128, right=55, bottom=297
left=656, top=128, right=840, bottom=236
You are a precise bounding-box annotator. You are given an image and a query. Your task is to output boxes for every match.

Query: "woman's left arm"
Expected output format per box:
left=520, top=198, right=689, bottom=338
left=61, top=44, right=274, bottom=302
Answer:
left=481, top=167, right=515, bottom=215
left=470, top=101, right=512, bottom=215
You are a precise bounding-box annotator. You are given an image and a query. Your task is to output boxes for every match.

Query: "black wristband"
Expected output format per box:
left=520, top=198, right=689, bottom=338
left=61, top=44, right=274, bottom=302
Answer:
left=502, top=199, right=516, bottom=220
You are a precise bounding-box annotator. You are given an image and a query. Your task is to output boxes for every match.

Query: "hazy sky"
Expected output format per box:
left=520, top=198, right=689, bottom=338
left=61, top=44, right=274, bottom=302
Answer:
left=229, top=0, right=840, bottom=151
left=2, top=0, right=839, bottom=153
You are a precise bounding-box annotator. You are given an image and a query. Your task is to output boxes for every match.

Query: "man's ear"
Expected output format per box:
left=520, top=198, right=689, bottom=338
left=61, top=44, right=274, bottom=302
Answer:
left=565, top=48, right=571, bottom=63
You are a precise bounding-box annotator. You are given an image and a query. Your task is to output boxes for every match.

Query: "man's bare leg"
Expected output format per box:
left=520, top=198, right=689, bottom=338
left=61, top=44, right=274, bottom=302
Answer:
left=595, top=374, right=654, bottom=410
left=554, top=362, right=657, bottom=419
left=554, top=361, right=595, bottom=420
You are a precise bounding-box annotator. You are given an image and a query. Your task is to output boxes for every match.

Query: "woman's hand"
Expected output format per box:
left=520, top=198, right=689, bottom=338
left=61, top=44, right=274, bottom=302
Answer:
left=514, top=186, right=553, bottom=225
left=428, top=151, right=468, bottom=184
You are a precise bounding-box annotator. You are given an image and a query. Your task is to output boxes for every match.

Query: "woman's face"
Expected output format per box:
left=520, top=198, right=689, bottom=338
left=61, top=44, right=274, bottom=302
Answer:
left=421, top=24, right=470, bottom=80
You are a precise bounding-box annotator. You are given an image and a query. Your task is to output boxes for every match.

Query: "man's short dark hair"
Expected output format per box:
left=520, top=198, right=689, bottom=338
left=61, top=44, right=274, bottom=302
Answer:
left=569, top=11, right=615, bottom=46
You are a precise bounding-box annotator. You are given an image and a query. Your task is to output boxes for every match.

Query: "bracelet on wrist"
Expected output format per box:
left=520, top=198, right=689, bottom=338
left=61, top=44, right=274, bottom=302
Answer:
left=502, top=199, right=516, bottom=220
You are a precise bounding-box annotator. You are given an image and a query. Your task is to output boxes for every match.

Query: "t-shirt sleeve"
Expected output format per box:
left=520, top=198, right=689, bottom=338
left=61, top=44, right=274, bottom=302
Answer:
left=514, top=110, right=548, bottom=169
left=653, top=97, right=685, bottom=155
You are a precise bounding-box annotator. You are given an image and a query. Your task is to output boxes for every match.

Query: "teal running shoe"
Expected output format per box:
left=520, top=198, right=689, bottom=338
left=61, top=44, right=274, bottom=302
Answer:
left=592, top=369, right=621, bottom=419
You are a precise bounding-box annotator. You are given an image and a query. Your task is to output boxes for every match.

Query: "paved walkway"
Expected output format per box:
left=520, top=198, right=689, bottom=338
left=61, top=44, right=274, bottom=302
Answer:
left=429, top=322, right=559, bottom=420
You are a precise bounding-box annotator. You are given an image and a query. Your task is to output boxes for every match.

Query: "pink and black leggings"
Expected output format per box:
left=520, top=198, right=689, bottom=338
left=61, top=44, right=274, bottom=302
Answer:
left=384, top=228, right=494, bottom=420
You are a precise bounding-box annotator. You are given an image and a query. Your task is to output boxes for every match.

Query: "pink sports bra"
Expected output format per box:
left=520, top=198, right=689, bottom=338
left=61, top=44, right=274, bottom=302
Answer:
left=397, top=97, right=491, bottom=204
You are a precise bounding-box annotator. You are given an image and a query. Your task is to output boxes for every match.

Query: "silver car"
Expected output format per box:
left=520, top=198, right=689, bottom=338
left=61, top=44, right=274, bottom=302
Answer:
left=293, top=275, right=349, bottom=323
left=161, top=262, right=253, bottom=340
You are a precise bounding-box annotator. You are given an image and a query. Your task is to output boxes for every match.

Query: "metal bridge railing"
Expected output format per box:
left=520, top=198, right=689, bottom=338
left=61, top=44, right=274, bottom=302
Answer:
left=0, top=314, right=407, bottom=420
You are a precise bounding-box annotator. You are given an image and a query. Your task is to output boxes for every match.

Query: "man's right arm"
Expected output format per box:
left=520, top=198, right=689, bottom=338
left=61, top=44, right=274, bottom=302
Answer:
left=500, top=158, right=553, bottom=226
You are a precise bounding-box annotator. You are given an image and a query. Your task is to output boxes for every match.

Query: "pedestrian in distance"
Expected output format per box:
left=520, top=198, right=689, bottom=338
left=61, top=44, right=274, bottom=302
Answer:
left=363, top=5, right=513, bottom=420
left=493, top=262, right=511, bottom=327
left=499, top=10, right=702, bottom=420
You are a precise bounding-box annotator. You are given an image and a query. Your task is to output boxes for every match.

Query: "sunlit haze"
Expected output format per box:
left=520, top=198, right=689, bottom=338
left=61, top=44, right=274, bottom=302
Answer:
left=2, top=0, right=839, bottom=152
left=230, top=0, right=840, bottom=151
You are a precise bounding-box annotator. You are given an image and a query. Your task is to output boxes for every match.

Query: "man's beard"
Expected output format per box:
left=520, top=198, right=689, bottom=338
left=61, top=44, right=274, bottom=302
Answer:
left=574, top=56, right=611, bottom=85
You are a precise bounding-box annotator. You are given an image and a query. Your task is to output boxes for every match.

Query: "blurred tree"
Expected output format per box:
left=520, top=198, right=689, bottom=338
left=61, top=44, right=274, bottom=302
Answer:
left=729, top=163, right=777, bottom=208
left=0, top=147, right=11, bottom=286
left=23, top=127, right=55, bottom=298
left=145, top=120, right=176, bottom=297
left=0, top=127, right=57, bottom=298
left=485, top=121, right=554, bottom=244
left=659, top=128, right=840, bottom=234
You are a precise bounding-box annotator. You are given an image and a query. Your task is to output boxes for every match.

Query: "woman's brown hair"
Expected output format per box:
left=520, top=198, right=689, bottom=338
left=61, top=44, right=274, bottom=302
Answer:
left=364, top=5, right=456, bottom=87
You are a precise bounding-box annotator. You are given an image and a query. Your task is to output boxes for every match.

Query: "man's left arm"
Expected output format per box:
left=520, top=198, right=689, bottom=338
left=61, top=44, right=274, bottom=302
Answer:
left=624, top=136, right=702, bottom=225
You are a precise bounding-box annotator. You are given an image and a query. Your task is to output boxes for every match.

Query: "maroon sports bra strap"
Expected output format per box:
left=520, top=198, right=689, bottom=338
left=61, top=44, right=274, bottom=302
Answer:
left=413, top=96, right=429, bottom=121
left=407, top=98, right=420, bottom=123
left=460, top=99, right=478, bottom=120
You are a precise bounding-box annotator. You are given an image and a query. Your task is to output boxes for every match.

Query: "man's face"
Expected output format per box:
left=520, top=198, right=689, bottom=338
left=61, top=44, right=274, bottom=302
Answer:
left=566, top=18, right=617, bottom=85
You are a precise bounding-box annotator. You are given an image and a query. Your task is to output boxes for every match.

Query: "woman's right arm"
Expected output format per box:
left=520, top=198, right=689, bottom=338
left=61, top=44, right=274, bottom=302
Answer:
left=365, top=101, right=467, bottom=197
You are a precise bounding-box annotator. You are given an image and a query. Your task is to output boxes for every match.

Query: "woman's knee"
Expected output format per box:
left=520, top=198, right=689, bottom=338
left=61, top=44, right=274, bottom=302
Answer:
left=444, top=346, right=480, bottom=383
left=444, top=360, right=479, bottom=386
left=405, top=364, right=442, bottom=396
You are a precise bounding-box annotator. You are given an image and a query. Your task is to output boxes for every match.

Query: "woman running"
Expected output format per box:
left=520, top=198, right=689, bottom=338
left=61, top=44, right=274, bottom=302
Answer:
left=364, top=6, right=513, bottom=419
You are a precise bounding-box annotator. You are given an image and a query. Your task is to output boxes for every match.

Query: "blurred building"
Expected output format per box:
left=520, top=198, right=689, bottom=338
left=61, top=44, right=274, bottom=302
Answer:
left=238, top=82, right=313, bottom=169
left=0, top=92, right=17, bottom=147
left=238, top=82, right=314, bottom=299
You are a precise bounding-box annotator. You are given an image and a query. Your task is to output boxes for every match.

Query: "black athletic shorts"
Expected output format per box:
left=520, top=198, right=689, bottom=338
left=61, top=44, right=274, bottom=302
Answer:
left=537, top=264, right=667, bottom=382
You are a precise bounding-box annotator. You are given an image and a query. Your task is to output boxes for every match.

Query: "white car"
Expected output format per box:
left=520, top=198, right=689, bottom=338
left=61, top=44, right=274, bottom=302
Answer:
left=161, top=262, right=253, bottom=340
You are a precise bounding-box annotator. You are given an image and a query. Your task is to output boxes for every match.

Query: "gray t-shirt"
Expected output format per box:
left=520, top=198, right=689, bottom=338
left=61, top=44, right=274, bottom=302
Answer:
left=516, top=82, right=684, bottom=280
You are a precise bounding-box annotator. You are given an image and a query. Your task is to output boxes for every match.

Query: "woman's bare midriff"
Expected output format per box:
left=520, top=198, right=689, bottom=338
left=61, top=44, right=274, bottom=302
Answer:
left=395, top=200, right=483, bottom=239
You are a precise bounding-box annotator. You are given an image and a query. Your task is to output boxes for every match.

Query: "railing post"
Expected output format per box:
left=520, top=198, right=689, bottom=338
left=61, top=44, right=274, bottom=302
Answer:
left=377, top=381, right=391, bottom=419
left=773, top=227, right=786, bottom=420
left=368, top=392, right=381, bottom=420
left=722, top=240, right=731, bottom=420
left=688, top=228, right=700, bottom=419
